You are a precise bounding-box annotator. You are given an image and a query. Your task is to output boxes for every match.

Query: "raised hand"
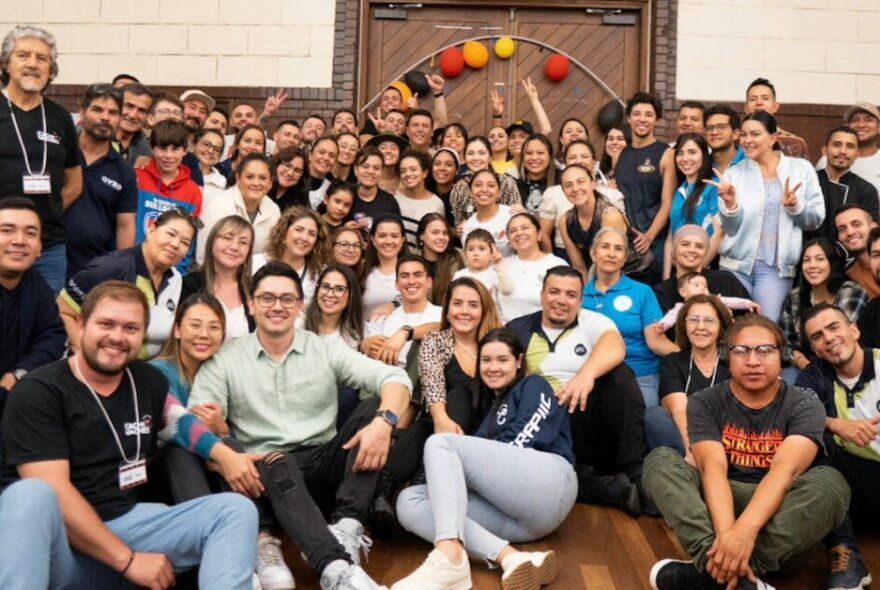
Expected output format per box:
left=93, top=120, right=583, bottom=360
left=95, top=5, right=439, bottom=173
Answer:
left=427, top=74, right=445, bottom=95
left=406, top=92, right=420, bottom=109
left=263, top=89, right=289, bottom=117
left=704, top=167, right=737, bottom=209
left=367, top=108, right=387, bottom=133
left=521, top=77, right=539, bottom=100
left=782, top=176, right=802, bottom=209
left=490, top=89, right=504, bottom=116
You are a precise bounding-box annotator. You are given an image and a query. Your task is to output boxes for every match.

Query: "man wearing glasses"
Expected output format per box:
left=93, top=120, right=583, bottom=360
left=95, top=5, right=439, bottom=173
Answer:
left=644, top=313, right=850, bottom=590
left=704, top=105, right=746, bottom=175
left=189, top=261, right=411, bottom=590
left=64, top=84, right=137, bottom=278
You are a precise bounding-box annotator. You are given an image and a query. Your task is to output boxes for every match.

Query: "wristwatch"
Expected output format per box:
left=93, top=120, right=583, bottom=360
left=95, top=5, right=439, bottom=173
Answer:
left=12, top=368, right=27, bottom=382
left=375, top=409, right=398, bottom=428
left=401, top=325, right=414, bottom=341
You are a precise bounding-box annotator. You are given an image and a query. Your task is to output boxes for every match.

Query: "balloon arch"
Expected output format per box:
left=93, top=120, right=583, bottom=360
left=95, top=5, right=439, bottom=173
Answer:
left=360, top=34, right=627, bottom=117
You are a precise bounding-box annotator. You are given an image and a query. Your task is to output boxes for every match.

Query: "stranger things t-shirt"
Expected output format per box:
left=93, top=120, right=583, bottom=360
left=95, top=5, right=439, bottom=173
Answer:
left=686, top=380, right=825, bottom=483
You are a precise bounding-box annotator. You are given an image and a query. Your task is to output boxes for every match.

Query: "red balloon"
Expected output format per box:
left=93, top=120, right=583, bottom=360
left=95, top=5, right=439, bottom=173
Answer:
left=439, top=46, right=465, bottom=79
left=545, top=54, right=570, bottom=82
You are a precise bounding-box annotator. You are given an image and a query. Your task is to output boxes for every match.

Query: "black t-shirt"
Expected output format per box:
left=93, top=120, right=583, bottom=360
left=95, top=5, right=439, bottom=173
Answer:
left=0, top=98, right=79, bottom=247
left=858, top=298, right=880, bottom=349
left=614, top=140, right=668, bottom=234
left=659, top=349, right=730, bottom=400
left=347, top=188, right=401, bottom=230
left=687, top=380, right=825, bottom=483
left=2, top=359, right=168, bottom=520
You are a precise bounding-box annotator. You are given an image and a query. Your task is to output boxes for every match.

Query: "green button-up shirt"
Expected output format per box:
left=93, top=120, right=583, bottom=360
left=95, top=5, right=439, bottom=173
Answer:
left=188, top=329, right=412, bottom=453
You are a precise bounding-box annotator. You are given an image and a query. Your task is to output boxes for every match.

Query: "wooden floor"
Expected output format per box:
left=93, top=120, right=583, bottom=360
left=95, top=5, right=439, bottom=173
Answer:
left=281, top=503, right=879, bottom=589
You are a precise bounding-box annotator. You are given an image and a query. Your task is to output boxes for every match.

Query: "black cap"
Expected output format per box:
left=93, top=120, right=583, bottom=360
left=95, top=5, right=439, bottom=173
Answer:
left=505, top=120, right=534, bottom=136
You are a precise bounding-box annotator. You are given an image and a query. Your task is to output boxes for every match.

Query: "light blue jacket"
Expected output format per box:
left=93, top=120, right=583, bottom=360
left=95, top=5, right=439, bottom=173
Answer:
left=718, top=152, right=824, bottom=278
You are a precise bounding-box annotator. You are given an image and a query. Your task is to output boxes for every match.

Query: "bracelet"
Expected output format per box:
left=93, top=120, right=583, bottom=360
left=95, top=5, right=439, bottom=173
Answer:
left=433, top=91, right=444, bottom=97
left=121, top=550, right=136, bottom=576
left=492, top=113, right=502, bottom=118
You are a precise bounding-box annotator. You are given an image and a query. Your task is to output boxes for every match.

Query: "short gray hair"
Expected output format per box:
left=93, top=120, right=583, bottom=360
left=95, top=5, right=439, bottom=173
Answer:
left=590, top=226, right=629, bottom=253
left=1, top=26, right=59, bottom=87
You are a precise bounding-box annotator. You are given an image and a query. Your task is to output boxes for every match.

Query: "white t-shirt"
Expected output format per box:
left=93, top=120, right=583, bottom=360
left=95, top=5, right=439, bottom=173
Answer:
left=222, top=303, right=250, bottom=340
left=497, top=253, right=568, bottom=322
left=538, top=186, right=572, bottom=249
left=394, top=191, right=446, bottom=247
left=454, top=266, right=500, bottom=298
left=363, top=267, right=399, bottom=312
left=462, top=204, right=512, bottom=257
left=365, top=302, right=442, bottom=367
left=251, top=255, right=319, bottom=306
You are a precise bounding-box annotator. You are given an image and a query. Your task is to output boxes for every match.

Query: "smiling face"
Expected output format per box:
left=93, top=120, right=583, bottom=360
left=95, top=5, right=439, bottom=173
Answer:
left=805, top=307, right=860, bottom=368
left=396, top=260, right=431, bottom=305
left=211, top=224, right=253, bottom=272
left=356, top=154, right=382, bottom=188
left=626, top=103, right=657, bottom=140
left=380, top=88, right=403, bottom=114
left=507, top=215, right=540, bottom=256
left=801, top=244, right=831, bottom=287
left=848, top=111, right=879, bottom=147
left=675, top=139, right=704, bottom=181
left=446, top=284, right=483, bottom=337
left=323, top=189, right=354, bottom=223
left=824, top=131, right=858, bottom=174
left=249, top=275, right=302, bottom=337
left=560, top=166, right=594, bottom=207
left=564, top=143, right=595, bottom=169
left=406, top=115, right=433, bottom=148
left=145, top=218, right=195, bottom=269
left=152, top=144, right=186, bottom=177
left=302, top=117, right=326, bottom=143
left=371, top=221, right=405, bottom=261
left=604, top=128, right=627, bottom=158
left=419, top=219, right=450, bottom=256
left=508, top=129, right=529, bottom=156
left=523, top=139, right=551, bottom=178
left=740, top=120, right=776, bottom=160
left=332, top=229, right=363, bottom=266
left=175, top=303, right=224, bottom=364
left=471, top=170, right=501, bottom=210
left=377, top=140, right=401, bottom=167
left=465, top=140, right=491, bottom=171
left=309, top=139, right=338, bottom=177
left=230, top=104, right=257, bottom=132
left=276, top=156, right=305, bottom=188
left=541, top=274, right=582, bottom=328
left=285, top=216, right=319, bottom=260
left=336, top=134, right=359, bottom=166
left=488, top=126, right=508, bottom=153
left=479, top=340, right=521, bottom=393
left=399, top=156, right=428, bottom=191
left=684, top=302, right=722, bottom=351
left=236, top=159, right=272, bottom=204
left=317, top=270, right=351, bottom=317
left=0, top=207, right=41, bottom=276
left=236, top=128, right=265, bottom=159
left=560, top=120, right=588, bottom=147
left=78, top=297, right=144, bottom=376
left=673, top=234, right=709, bottom=272
left=273, top=123, right=302, bottom=151
left=204, top=110, right=228, bottom=134
left=432, top=151, right=457, bottom=187
left=703, top=114, right=738, bottom=152
left=120, top=91, right=152, bottom=134
left=5, top=37, right=52, bottom=94
left=590, top=230, right=627, bottom=275
left=835, top=207, right=877, bottom=253
left=442, top=126, right=466, bottom=154
left=194, top=131, right=224, bottom=168
left=332, top=111, right=356, bottom=135
left=676, top=107, right=704, bottom=135
left=385, top=111, right=406, bottom=136
left=182, top=99, right=209, bottom=133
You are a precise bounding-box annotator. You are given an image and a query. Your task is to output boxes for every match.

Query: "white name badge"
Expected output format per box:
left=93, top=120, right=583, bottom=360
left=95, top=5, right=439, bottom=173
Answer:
left=119, top=459, right=148, bottom=491
left=22, top=174, right=51, bottom=195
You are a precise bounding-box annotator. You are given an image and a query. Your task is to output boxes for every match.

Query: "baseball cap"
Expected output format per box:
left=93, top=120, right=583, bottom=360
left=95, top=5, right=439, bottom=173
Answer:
left=179, top=89, right=216, bottom=112
left=844, top=101, right=880, bottom=122
left=506, top=120, right=535, bottom=136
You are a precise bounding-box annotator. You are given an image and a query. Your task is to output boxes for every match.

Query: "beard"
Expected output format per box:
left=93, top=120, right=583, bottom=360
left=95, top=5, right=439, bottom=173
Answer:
left=81, top=338, right=137, bottom=376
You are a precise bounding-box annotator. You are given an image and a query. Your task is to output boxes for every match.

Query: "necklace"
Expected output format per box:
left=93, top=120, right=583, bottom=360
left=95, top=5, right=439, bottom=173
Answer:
left=685, top=350, right=719, bottom=395
left=454, top=336, right=477, bottom=360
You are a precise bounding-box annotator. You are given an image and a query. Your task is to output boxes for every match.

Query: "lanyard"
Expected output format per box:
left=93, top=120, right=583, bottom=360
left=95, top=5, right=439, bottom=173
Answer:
left=3, top=89, right=48, bottom=176
left=685, top=350, right=719, bottom=395
left=73, top=356, right=142, bottom=464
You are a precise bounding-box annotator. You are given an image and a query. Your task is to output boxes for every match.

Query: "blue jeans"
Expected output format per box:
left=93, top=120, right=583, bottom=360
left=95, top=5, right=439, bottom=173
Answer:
left=0, top=479, right=72, bottom=590
left=644, top=405, right=685, bottom=455
left=733, top=259, right=792, bottom=323
left=396, top=433, right=577, bottom=562
left=54, top=493, right=257, bottom=589
left=32, top=243, right=67, bottom=295
left=636, top=373, right=660, bottom=408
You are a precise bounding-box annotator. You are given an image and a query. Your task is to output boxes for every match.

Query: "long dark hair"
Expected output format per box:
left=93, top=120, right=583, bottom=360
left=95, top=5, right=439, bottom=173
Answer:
left=518, top=133, right=555, bottom=185
left=795, top=238, right=849, bottom=348
left=742, top=111, right=781, bottom=152
left=417, top=212, right=463, bottom=303
left=599, top=123, right=631, bottom=177
left=477, top=328, right=527, bottom=415
left=303, top=263, right=364, bottom=345
left=154, top=293, right=226, bottom=385
left=270, top=146, right=310, bottom=208
left=362, top=213, right=409, bottom=285
left=673, top=132, right=713, bottom=223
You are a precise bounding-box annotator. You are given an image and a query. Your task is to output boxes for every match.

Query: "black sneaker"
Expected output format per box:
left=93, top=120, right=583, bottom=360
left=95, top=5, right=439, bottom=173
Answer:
left=826, top=544, right=872, bottom=590
left=632, top=475, right=661, bottom=517
left=649, top=559, right=723, bottom=590
left=735, top=577, right=776, bottom=589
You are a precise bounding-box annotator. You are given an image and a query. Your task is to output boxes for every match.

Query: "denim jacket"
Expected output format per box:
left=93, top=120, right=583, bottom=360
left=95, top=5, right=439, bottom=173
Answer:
left=718, top=152, right=824, bottom=278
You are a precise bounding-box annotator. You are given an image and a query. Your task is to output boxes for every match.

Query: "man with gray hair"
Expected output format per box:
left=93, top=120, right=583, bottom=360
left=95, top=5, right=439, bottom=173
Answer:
left=0, top=25, right=82, bottom=294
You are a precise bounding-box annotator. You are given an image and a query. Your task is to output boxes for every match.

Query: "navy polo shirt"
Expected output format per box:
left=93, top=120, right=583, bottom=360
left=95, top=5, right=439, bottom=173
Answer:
left=64, top=146, right=137, bottom=276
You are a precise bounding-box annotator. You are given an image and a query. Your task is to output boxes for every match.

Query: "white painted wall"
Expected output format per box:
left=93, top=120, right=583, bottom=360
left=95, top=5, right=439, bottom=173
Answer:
left=676, top=0, right=880, bottom=105
left=0, top=0, right=336, bottom=87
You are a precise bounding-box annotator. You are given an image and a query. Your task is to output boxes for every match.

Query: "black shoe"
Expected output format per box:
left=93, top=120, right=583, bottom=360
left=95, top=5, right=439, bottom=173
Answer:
left=368, top=474, right=397, bottom=538
left=826, top=544, right=872, bottom=590
left=632, top=475, right=661, bottom=517
left=650, top=559, right=724, bottom=590
left=575, top=465, right=641, bottom=517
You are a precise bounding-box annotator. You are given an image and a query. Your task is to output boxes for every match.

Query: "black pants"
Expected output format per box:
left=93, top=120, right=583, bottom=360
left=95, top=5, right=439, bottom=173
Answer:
left=823, top=434, right=880, bottom=548
left=569, top=363, right=648, bottom=480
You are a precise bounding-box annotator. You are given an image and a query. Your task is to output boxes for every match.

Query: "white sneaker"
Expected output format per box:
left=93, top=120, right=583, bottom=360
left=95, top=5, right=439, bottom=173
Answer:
left=256, top=536, right=295, bottom=590
left=329, top=518, right=373, bottom=566
left=320, top=559, right=388, bottom=590
left=391, top=548, right=471, bottom=590
left=500, top=550, right=557, bottom=590
left=253, top=573, right=264, bottom=590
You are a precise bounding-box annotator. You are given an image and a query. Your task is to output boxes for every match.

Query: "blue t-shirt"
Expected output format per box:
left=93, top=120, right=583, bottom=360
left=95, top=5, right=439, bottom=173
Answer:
left=581, top=274, right=662, bottom=376
left=669, top=180, right=719, bottom=237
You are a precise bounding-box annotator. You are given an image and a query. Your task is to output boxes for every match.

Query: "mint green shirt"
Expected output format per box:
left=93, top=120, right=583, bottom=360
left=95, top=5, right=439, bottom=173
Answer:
left=188, top=329, right=412, bottom=453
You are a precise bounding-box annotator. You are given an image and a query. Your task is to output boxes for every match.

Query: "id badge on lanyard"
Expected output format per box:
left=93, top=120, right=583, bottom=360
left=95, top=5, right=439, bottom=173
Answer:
left=22, top=174, right=51, bottom=194
left=119, top=458, right=148, bottom=491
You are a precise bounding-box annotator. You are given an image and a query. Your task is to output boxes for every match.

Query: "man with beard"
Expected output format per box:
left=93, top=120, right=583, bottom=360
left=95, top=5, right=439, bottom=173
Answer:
left=332, top=109, right=358, bottom=136
left=857, top=227, right=880, bottom=348
left=0, top=26, right=82, bottom=293
left=811, top=126, right=879, bottom=242
left=63, top=84, right=137, bottom=277
left=178, top=89, right=214, bottom=145
left=835, top=204, right=880, bottom=298
left=3, top=280, right=262, bottom=589
left=796, top=304, right=876, bottom=590
left=270, top=119, right=302, bottom=155
left=817, top=102, right=880, bottom=194
left=704, top=104, right=746, bottom=174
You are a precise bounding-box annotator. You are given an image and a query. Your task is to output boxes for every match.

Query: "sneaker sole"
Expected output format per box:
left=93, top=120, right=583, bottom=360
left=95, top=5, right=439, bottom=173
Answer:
left=648, top=558, right=688, bottom=590
left=827, top=572, right=872, bottom=590
left=259, top=580, right=295, bottom=590
left=502, top=551, right=558, bottom=590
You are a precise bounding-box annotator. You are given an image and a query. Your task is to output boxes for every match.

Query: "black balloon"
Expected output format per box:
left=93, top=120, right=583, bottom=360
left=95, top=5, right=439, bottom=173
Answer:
left=597, top=100, right=624, bottom=134
left=404, top=70, right=430, bottom=97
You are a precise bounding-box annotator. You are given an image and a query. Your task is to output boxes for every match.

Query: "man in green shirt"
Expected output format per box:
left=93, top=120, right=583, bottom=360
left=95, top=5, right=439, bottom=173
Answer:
left=189, top=261, right=411, bottom=590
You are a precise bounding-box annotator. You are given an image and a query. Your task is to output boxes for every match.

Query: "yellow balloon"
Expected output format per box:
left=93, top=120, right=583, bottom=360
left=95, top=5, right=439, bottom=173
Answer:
left=463, top=41, right=489, bottom=69
left=494, top=37, right=515, bottom=59
left=389, top=80, right=413, bottom=110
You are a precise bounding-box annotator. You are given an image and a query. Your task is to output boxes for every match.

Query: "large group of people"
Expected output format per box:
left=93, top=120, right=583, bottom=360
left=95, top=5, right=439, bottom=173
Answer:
left=1, top=23, right=880, bottom=590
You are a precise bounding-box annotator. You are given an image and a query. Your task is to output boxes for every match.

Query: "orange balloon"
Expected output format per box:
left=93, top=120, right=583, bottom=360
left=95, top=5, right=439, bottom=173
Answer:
left=389, top=80, right=413, bottom=110
left=462, top=41, right=489, bottom=69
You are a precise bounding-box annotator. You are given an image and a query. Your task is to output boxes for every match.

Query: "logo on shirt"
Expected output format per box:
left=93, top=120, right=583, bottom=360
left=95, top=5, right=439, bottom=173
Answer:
left=124, top=415, right=153, bottom=436
left=637, top=159, right=656, bottom=174
left=101, top=175, right=123, bottom=191
left=720, top=424, right=783, bottom=470
left=613, top=295, right=633, bottom=312
left=511, top=393, right=553, bottom=448
left=496, top=403, right=508, bottom=425
left=574, top=344, right=587, bottom=356
left=166, top=299, right=177, bottom=312
left=37, top=130, right=61, bottom=145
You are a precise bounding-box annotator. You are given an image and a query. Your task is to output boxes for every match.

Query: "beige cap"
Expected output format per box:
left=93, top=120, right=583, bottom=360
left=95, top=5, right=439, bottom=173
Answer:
left=844, top=101, right=880, bottom=122
left=179, top=89, right=215, bottom=112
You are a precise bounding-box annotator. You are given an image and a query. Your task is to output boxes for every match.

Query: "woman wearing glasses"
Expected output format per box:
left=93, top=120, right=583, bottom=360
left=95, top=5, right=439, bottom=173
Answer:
left=192, top=128, right=228, bottom=203
left=329, top=226, right=366, bottom=279
left=269, top=146, right=310, bottom=211
left=181, top=215, right=256, bottom=339
left=646, top=294, right=733, bottom=463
